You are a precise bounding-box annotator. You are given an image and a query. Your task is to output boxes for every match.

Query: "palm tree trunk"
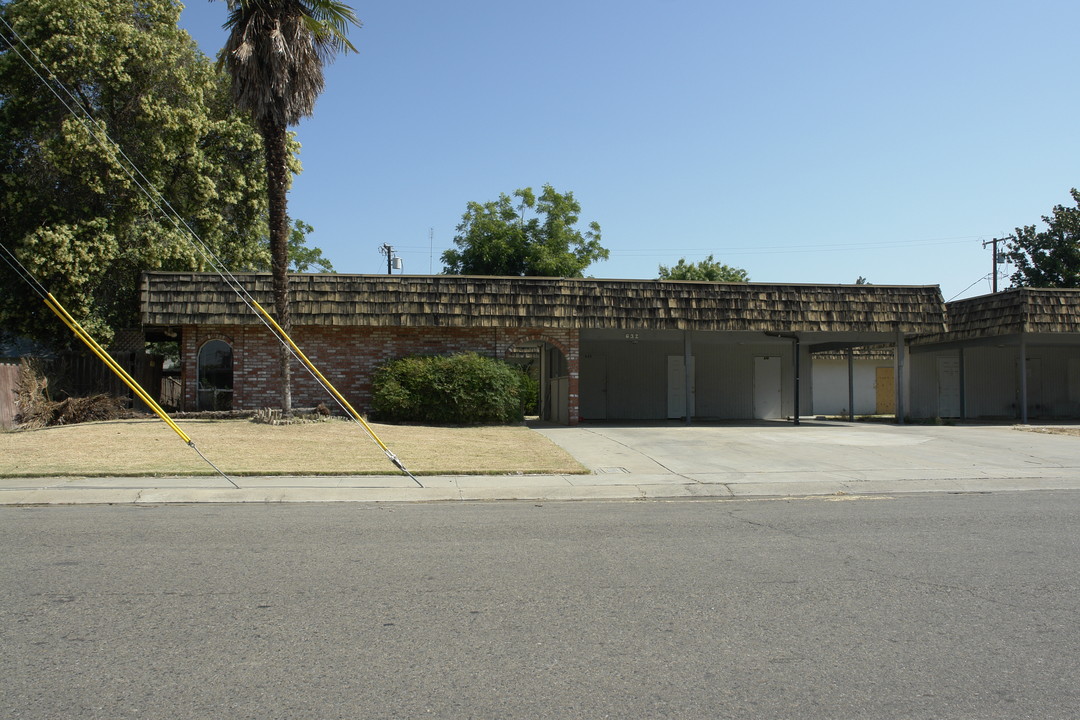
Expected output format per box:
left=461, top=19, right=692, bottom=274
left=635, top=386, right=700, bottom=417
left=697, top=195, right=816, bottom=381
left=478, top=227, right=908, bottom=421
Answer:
left=261, top=118, right=292, bottom=415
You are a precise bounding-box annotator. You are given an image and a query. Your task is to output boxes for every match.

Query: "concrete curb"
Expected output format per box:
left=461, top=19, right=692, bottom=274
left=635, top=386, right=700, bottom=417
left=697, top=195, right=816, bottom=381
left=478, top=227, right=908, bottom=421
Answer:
left=2, top=474, right=1078, bottom=505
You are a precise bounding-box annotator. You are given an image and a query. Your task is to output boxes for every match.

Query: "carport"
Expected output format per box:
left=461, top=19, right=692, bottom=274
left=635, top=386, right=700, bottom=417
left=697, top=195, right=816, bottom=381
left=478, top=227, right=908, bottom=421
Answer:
left=908, top=288, right=1080, bottom=422
left=574, top=282, right=945, bottom=424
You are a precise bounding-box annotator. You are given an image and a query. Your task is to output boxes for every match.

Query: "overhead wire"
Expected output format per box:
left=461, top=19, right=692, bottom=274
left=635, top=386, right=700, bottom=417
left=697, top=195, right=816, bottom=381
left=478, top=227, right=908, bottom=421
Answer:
left=609, top=236, right=983, bottom=258
left=0, top=14, right=420, bottom=484
left=947, top=274, right=993, bottom=302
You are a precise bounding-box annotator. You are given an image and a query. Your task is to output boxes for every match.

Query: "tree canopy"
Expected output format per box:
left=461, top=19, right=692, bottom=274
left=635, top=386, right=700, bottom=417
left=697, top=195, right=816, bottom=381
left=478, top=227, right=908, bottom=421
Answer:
left=248, top=219, right=335, bottom=273
left=1004, top=189, right=1080, bottom=288
left=0, top=0, right=272, bottom=345
left=657, top=255, right=749, bottom=282
left=442, top=185, right=608, bottom=277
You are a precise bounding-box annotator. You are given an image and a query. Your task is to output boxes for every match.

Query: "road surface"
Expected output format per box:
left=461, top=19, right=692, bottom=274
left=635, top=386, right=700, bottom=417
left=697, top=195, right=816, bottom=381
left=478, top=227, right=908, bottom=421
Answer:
left=3, top=492, right=1078, bottom=719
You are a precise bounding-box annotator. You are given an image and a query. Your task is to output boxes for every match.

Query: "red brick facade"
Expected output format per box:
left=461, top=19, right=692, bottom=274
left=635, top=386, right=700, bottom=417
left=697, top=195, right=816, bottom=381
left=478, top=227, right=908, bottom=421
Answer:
left=182, top=324, right=580, bottom=424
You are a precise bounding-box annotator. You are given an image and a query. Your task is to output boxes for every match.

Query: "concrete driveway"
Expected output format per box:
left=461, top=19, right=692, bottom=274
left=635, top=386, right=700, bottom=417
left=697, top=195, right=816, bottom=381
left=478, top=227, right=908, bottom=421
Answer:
left=533, top=420, right=1080, bottom=494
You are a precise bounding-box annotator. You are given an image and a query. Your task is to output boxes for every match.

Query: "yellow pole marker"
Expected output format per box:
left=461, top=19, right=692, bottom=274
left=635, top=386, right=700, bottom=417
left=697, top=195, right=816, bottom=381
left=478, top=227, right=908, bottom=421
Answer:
left=41, top=294, right=238, bottom=486
left=44, top=294, right=189, bottom=441
left=251, top=299, right=419, bottom=483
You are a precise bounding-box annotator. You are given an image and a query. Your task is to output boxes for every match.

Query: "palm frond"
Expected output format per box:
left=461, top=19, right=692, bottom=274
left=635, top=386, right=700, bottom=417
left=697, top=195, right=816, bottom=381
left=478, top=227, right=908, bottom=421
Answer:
left=218, top=0, right=359, bottom=126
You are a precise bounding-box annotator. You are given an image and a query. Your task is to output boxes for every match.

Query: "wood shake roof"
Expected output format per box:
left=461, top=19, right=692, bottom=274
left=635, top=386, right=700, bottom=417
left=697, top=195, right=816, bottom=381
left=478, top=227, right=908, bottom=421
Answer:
left=912, top=287, right=1080, bottom=344
left=141, top=273, right=946, bottom=334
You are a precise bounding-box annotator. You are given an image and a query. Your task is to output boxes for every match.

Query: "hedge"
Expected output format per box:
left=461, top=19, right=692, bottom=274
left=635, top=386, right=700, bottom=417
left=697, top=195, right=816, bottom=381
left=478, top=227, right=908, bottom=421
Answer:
left=371, top=352, right=534, bottom=424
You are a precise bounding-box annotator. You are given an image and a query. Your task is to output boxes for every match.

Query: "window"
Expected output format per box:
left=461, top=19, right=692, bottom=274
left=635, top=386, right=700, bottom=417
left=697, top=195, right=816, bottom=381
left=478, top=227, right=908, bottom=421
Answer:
left=197, top=340, right=233, bottom=411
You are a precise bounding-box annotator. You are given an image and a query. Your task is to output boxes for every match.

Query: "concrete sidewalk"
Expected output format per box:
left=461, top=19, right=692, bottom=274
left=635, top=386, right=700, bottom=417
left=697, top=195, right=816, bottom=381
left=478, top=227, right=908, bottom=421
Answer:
left=3, top=421, right=1079, bottom=504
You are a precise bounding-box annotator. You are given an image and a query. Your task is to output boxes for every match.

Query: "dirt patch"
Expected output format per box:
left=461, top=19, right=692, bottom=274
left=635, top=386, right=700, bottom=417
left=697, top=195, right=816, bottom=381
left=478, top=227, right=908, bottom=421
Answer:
left=0, top=418, right=586, bottom=477
left=1018, top=426, right=1080, bottom=438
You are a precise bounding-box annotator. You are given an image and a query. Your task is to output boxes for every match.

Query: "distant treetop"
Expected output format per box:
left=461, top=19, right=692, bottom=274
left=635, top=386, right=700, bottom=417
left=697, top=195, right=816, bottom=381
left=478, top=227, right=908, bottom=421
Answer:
left=1005, top=189, right=1080, bottom=288
left=657, top=255, right=749, bottom=282
left=441, top=185, right=608, bottom=277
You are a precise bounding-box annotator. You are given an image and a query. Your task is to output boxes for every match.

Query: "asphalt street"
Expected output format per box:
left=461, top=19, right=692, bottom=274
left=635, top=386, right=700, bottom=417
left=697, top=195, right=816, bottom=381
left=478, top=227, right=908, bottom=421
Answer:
left=3, top=492, right=1079, bottom=719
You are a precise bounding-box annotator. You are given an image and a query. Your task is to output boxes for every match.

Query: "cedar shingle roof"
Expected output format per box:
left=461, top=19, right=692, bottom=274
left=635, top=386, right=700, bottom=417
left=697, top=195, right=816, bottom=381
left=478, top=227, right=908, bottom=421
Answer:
left=141, top=273, right=946, bottom=334
left=811, top=346, right=895, bottom=360
left=913, top=287, right=1080, bottom=344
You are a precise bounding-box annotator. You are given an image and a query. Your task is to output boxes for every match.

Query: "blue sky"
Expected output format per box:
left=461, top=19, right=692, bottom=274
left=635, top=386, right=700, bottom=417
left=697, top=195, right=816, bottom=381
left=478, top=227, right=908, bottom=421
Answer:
left=180, top=0, right=1079, bottom=300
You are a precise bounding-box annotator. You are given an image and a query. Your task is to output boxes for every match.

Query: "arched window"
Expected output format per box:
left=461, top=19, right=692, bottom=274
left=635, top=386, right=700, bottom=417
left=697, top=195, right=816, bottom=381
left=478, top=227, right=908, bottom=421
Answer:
left=197, top=340, right=233, bottom=411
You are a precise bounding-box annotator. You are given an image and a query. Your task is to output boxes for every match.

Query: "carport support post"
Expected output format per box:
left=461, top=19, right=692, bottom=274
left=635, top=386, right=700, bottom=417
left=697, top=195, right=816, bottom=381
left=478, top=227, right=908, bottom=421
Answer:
left=895, top=330, right=906, bottom=424
left=538, top=345, right=548, bottom=422
left=683, top=330, right=692, bottom=425
left=847, top=348, right=855, bottom=422
left=1019, top=333, right=1028, bottom=425
left=959, top=347, right=967, bottom=421
left=793, top=336, right=801, bottom=426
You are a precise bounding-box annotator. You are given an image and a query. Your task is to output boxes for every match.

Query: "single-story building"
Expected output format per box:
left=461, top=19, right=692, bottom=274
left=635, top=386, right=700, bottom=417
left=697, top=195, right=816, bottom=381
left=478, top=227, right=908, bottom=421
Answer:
left=908, top=288, right=1080, bottom=421
left=141, top=273, right=946, bottom=424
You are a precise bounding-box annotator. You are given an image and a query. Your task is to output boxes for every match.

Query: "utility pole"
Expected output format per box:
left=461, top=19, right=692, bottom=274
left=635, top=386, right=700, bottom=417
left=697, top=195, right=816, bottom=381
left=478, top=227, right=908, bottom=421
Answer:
left=982, top=237, right=1005, bottom=293
left=379, top=244, right=394, bottom=275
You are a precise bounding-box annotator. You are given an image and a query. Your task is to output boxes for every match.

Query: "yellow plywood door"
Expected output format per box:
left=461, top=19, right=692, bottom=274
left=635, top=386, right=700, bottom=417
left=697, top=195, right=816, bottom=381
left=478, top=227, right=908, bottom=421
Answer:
left=875, top=367, right=895, bottom=414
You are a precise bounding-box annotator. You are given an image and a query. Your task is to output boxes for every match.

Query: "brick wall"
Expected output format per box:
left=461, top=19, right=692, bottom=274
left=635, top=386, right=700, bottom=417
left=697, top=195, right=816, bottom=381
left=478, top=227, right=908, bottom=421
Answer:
left=181, top=324, right=580, bottom=424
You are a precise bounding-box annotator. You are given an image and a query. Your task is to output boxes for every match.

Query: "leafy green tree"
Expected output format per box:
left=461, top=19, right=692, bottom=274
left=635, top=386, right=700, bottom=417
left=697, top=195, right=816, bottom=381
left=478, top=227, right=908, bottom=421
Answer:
left=657, top=255, right=749, bottom=282
left=1005, top=189, right=1080, bottom=288
left=248, top=219, right=334, bottom=273
left=0, top=0, right=271, bottom=345
left=442, top=185, right=608, bottom=277
left=218, top=0, right=360, bottom=414
left=285, top=219, right=334, bottom=272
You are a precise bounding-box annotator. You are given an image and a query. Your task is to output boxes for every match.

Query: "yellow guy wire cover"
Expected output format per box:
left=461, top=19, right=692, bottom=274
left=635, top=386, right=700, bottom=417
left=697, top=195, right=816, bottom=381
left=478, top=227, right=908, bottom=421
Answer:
left=251, top=299, right=392, bottom=452
left=43, top=293, right=192, bottom=445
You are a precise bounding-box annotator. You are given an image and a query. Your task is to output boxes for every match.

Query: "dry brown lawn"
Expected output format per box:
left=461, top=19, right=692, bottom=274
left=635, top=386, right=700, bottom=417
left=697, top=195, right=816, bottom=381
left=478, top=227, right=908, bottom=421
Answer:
left=0, top=418, right=585, bottom=477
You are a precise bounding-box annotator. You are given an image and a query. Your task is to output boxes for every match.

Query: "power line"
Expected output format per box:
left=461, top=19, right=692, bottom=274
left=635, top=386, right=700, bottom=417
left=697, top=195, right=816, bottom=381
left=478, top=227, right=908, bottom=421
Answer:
left=609, top=236, right=982, bottom=258
left=947, top=274, right=993, bottom=302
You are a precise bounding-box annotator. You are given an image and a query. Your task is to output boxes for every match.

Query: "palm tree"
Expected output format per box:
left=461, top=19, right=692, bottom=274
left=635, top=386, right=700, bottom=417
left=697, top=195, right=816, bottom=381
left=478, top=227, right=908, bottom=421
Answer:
left=217, top=0, right=359, bottom=414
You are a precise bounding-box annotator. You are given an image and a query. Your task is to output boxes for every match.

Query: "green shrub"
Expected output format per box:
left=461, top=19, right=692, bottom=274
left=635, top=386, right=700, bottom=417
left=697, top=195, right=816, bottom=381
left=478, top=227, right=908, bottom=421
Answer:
left=518, top=369, right=539, bottom=416
left=372, top=352, right=530, bottom=424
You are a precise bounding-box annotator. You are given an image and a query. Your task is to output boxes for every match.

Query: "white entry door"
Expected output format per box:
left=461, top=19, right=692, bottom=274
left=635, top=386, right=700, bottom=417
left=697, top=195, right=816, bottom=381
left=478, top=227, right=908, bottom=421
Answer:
left=754, top=356, right=782, bottom=419
left=667, top=356, right=695, bottom=419
left=937, top=356, right=961, bottom=418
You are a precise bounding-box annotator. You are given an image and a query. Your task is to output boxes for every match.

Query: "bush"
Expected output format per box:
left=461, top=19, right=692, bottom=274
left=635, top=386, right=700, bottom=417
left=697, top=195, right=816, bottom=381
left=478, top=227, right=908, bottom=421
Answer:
left=518, top=369, right=539, bottom=416
left=372, top=352, right=530, bottom=424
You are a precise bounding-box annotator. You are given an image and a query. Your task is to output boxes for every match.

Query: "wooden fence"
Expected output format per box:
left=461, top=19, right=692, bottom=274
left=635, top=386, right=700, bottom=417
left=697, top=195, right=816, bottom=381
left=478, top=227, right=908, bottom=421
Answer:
left=0, top=361, right=17, bottom=430
left=0, top=353, right=162, bottom=428
left=45, top=352, right=163, bottom=410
